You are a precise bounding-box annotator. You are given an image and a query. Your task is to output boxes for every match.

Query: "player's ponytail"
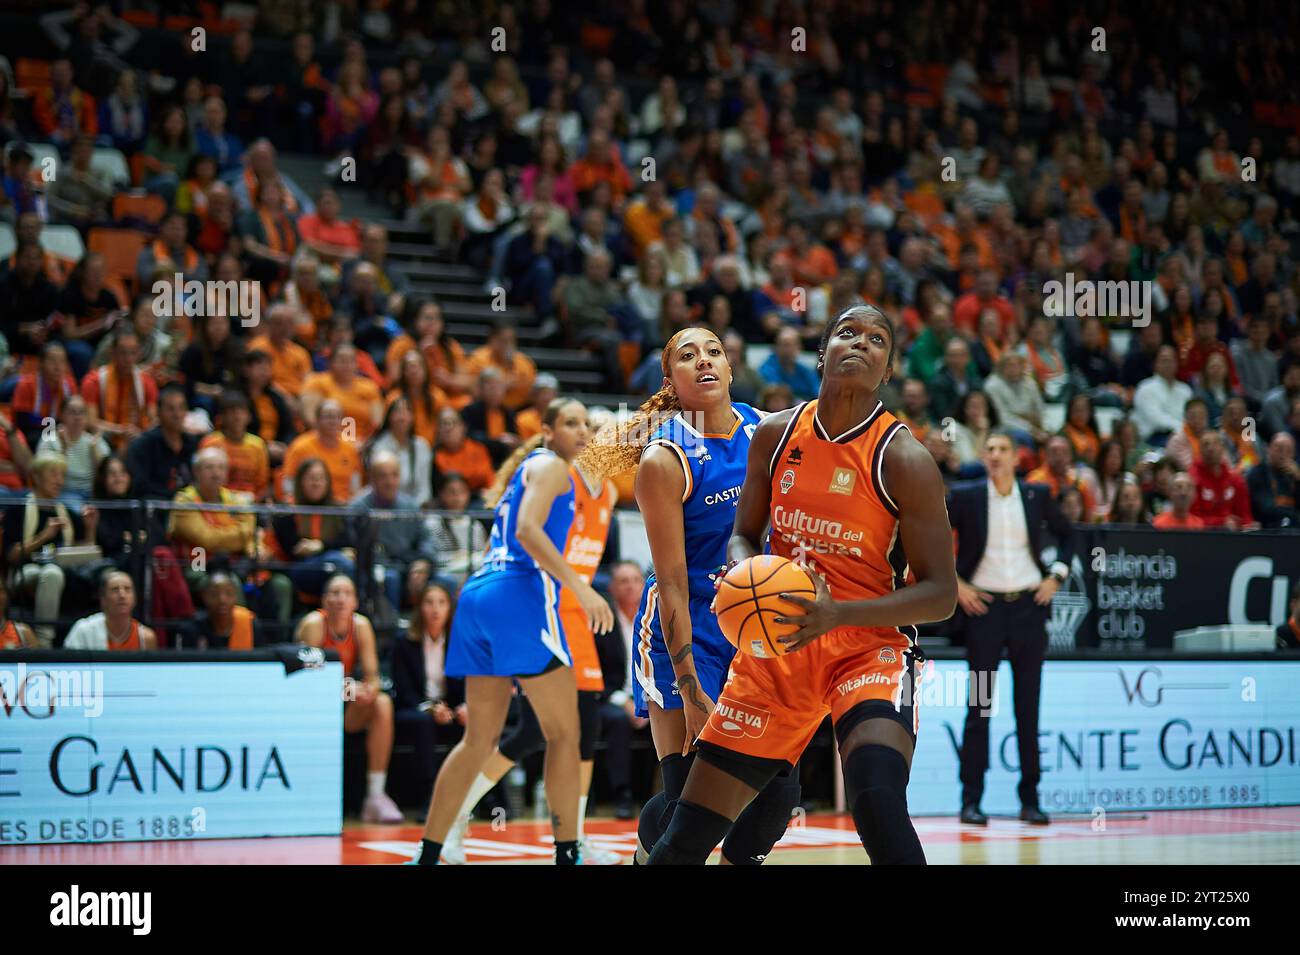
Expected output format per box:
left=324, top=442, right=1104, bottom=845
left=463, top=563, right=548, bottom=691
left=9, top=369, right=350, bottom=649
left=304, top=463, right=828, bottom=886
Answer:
left=576, top=328, right=700, bottom=481
left=483, top=397, right=577, bottom=508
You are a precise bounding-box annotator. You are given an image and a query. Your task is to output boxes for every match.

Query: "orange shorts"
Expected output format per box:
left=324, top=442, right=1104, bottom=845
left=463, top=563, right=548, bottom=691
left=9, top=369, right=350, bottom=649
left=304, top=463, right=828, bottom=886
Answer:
left=560, top=604, right=605, bottom=693
left=698, top=628, right=921, bottom=765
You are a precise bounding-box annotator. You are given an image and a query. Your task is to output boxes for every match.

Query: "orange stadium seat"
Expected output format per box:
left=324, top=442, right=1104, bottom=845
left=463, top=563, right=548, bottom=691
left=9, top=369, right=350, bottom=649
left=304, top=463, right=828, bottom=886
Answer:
left=112, top=193, right=168, bottom=227
left=88, top=227, right=150, bottom=300
left=14, top=58, right=50, bottom=93
left=120, top=9, right=159, bottom=27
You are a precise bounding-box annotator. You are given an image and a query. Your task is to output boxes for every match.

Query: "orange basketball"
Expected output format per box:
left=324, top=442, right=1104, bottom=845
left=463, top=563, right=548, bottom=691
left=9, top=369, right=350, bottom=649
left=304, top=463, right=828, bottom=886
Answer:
left=714, top=555, right=816, bottom=659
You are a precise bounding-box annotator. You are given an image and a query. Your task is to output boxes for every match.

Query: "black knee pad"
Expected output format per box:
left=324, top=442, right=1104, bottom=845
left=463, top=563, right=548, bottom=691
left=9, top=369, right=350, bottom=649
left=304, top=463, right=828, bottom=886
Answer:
left=843, top=744, right=926, bottom=865
left=637, top=752, right=695, bottom=854
left=645, top=800, right=731, bottom=866
left=721, top=765, right=802, bottom=865
left=498, top=696, right=545, bottom=763
left=578, top=691, right=600, bottom=761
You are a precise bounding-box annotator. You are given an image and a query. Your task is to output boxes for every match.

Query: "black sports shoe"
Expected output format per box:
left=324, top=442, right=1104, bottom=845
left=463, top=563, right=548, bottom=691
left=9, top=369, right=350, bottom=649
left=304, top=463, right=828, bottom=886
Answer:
left=1019, top=806, right=1050, bottom=826
left=959, top=804, right=988, bottom=826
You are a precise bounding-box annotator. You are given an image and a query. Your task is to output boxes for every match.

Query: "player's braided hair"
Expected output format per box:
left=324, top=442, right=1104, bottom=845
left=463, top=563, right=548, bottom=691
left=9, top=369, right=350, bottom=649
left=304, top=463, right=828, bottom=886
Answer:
left=575, top=327, right=711, bottom=481
left=483, top=397, right=582, bottom=508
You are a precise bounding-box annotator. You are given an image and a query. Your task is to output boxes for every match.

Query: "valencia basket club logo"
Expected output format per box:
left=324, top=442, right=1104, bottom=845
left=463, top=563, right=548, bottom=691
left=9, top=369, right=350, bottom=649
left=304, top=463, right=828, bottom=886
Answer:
left=710, top=697, right=771, bottom=739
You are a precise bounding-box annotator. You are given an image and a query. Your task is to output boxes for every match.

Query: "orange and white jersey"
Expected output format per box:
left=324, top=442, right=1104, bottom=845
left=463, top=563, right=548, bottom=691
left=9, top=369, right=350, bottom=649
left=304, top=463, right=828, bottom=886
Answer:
left=559, top=467, right=617, bottom=593
left=767, top=399, right=915, bottom=644
left=559, top=465, right=617, bottom=692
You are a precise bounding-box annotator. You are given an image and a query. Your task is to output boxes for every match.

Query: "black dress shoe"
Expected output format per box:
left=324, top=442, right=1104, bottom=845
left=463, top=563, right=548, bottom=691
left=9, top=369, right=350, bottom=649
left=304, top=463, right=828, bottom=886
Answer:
left=959, top=804, right=988, bottom=826
left=1019, top=806, right=1050, bottom=825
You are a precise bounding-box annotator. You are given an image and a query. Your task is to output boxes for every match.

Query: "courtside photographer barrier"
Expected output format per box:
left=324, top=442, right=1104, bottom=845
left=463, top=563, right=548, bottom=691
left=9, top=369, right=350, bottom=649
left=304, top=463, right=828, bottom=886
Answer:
left=0, top=650, right=342, bottom=845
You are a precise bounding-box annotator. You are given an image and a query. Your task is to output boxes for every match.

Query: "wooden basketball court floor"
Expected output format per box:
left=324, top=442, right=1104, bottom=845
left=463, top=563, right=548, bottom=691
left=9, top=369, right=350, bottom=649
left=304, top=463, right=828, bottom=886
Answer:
left=7, top=806, right=1299, bottom=865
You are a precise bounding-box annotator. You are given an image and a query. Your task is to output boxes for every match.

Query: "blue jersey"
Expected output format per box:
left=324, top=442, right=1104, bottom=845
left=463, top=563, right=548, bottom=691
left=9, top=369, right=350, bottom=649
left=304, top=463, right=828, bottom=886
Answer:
left=643, top=403, right=762, bottom=597
left=477, top=447, right=575, bottom=578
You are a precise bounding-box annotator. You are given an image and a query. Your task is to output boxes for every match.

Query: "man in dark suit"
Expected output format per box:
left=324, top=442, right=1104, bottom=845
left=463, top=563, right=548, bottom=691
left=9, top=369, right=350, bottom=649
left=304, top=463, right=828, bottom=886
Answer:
left=947, top=429, right=1076, bottom=826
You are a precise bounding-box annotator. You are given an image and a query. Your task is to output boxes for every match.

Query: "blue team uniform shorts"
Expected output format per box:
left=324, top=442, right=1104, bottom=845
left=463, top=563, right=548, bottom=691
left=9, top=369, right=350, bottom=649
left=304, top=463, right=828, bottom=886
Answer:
left=446, top=570, right=571, bottom=678
left=631, top=582, right=736, bottom=718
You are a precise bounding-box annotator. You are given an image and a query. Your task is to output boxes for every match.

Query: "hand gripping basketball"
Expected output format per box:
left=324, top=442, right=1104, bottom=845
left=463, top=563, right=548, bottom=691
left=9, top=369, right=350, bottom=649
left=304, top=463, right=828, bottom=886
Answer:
left=713, top=555, right=819, bottom=658
left=772, top=568, right=840, bottom=652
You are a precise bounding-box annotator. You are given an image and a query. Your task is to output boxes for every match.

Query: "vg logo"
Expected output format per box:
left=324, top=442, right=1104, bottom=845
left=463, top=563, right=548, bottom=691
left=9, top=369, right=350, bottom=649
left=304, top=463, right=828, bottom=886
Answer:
left=1118, top=667, right=1227, bottom=707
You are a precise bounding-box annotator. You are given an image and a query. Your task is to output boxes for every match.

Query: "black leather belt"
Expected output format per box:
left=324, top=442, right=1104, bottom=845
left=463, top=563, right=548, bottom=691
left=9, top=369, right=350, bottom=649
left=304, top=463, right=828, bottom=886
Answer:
left=991, top=590, right=1030, bottom=601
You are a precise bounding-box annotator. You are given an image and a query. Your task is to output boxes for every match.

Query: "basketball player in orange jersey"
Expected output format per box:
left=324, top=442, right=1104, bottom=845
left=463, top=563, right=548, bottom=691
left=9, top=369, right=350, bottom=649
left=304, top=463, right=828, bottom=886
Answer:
left=580, top=327, right=801, bottom=866
left=296, top=574, right=403, bottom=823
left=648, top=305, right=958, bottom=865
left=437, top=455, right=623, bottom=865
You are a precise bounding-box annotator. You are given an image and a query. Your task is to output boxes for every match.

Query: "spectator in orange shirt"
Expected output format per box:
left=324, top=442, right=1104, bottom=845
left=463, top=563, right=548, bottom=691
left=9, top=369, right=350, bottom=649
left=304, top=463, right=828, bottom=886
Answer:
left=280, top=399, right=364, bottom=502
left=241, top=349, right=296, bottom=465
left=783, top=220, right=838, bottom=287
left=1027, top=435, right=1100, bottom=519
left=433, top=407, right=494, bottom=495
left=384, top=298, right=473, bottom=405
left=936, top=202, right=996, bottom=271
left=623, top=179, right=674, bottom=258
left=297, top=187, right=361, bottom=266
left=570, top=128, right=632, bottom=204
left=32, top=59, right=98, bottom=147
left=409, top=124, right=472, bottom=251
left=282, top=252, right=334, bottom=349
left=301, top=344, right=384, bottom=441
left=200, top=390, right=271, bottom=500
left=247, top=303, right=313, bottom=398
left=1152, top=472, right=1206, bottom=530
left=81, top=329, right=159, bottom=449
left=461, top=367, right=522, bottom=467
left=12, top=343, right=78, bottom=448
left=387, top=348, right=443, bottom=446
left=463, top=321, right=537, bottom=411
left=514, top=373, right=559, bottom=441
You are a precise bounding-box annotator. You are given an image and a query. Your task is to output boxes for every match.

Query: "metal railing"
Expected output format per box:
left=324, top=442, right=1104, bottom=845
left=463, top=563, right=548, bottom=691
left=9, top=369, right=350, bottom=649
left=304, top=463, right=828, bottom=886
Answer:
left=1, top=496, right=495, bottom=644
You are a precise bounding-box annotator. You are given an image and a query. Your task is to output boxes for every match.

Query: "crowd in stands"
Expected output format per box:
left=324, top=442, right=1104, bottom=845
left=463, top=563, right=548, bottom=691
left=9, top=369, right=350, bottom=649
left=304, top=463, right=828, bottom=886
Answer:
left=2, top=0, right=1300, bottom=809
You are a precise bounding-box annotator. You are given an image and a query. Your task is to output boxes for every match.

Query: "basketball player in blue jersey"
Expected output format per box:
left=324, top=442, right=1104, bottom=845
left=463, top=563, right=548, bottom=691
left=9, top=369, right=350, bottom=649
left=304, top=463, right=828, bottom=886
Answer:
left=411, top=398, right=614, bottom=866
left=578, top=327, right=801, bottom=865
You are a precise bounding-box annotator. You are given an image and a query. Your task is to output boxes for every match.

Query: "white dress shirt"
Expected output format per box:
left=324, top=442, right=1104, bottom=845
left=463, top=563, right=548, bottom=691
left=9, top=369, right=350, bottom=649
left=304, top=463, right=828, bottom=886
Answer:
left=971, top=480, right=1045, bottom=593
left=607, top=607, right=637, bottom=708
left=423, top=633, right=447, bottom=702
left=1132, top=374, right=1192, bottom=440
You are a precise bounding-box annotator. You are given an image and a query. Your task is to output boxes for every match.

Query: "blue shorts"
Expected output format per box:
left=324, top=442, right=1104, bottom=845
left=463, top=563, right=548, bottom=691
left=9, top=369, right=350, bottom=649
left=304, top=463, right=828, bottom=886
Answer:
left=445, top=570, right=570, bottom=678
left=632, top=582, right=735, bottom=719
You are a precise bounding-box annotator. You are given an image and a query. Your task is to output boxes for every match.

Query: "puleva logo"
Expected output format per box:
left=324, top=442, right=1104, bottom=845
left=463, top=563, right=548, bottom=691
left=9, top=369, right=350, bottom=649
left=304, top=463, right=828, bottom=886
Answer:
left=711, top=697, right=771, bottom=739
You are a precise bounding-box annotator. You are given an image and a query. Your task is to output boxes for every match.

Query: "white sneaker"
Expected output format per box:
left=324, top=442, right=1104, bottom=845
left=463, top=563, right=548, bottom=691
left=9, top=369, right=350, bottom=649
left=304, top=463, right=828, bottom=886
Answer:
left=578, top=839, right=623, bottom=865
left=361, top=792, right=404, bottom=824
left=441, top=812, right=471, bottom=865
